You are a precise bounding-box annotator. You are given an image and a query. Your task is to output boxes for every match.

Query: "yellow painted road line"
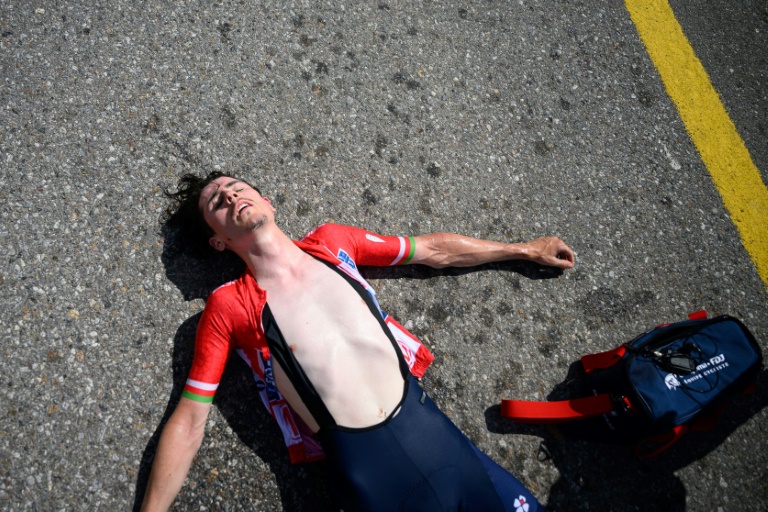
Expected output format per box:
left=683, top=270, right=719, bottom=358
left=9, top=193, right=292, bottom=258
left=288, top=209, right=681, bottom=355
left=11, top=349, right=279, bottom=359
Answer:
left=625, top=0, right=768, bottom=287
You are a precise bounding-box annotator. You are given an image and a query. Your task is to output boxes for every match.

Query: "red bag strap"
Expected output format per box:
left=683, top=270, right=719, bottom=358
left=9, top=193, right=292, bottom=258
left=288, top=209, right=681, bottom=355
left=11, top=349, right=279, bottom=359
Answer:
left=500, top=394, right=615, bottom=424
left=581, top=346, right=626, bottom=373
left=688, top=309, right=708, bottom=320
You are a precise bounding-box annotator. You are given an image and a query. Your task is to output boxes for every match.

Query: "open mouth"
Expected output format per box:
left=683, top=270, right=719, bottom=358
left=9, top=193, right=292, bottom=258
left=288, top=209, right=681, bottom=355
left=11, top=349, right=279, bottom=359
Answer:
left=235, top=202, right=250, bottom=218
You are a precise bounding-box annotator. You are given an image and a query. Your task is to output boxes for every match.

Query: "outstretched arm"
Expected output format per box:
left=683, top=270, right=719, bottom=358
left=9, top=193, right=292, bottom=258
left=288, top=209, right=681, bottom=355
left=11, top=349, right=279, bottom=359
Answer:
left=409, top=232, right=574, bottom=269
left=141, top=397, right=212, bottom=512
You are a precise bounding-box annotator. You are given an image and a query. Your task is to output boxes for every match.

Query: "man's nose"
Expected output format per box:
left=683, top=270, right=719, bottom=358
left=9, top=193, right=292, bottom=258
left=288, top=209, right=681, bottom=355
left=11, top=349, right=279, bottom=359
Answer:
left=223, top=189, right=239, bottom=203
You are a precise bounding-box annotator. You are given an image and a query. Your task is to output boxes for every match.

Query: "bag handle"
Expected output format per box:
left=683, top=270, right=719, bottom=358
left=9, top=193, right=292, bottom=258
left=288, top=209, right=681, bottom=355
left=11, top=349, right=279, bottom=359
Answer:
left=581, top=346, right=627, bottom=373
left=500, top=394, right=615, bottom=424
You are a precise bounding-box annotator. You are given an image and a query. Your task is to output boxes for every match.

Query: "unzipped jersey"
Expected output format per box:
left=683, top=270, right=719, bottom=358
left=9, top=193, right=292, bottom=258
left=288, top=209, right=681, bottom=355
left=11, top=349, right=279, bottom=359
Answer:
left=182, top=223, right=435, bottom=463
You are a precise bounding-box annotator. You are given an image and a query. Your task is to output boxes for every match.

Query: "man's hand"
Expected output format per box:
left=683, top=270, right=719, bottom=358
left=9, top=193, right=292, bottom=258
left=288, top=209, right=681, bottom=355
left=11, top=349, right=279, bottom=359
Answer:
left=524, top=236, right=574, bottom=269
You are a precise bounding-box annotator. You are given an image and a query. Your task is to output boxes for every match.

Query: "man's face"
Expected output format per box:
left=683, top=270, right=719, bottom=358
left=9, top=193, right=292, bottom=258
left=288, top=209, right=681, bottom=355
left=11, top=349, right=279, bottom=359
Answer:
left=198, top=176, right=275, bottom=251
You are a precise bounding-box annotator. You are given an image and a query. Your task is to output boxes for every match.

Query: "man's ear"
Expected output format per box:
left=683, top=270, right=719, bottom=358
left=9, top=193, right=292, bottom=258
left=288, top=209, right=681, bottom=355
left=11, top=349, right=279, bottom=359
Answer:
left=209, top=236, right=226, bottom=252
left=263, top=196, right=276, bottom=212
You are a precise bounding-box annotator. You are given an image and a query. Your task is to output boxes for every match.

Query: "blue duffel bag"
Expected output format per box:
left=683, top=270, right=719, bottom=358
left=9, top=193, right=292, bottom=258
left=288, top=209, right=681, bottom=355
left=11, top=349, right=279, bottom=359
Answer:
left=501, top=311, right=763, bottom=457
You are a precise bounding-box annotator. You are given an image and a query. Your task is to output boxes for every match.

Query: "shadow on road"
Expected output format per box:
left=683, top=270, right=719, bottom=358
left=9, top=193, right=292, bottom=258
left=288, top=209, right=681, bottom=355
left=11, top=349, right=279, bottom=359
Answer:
left=361, top=258, right=567, bottom=282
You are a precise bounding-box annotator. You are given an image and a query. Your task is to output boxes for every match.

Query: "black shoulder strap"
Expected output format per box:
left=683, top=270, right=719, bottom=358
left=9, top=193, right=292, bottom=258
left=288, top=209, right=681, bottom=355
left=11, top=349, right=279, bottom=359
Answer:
left=262, top=257, right=410, bottom=431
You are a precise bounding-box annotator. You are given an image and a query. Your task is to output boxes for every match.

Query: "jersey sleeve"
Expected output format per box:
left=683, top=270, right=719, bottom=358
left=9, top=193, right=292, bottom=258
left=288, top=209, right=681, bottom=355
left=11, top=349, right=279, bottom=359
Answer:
left=301, top=223, right=416, bottom=267
left=183, top=288, right=237, bottom=403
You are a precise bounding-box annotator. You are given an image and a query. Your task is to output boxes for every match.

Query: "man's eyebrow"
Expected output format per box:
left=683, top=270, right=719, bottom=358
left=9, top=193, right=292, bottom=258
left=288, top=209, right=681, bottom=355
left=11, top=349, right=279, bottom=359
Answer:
left=207, top=180, right=241, bottom=206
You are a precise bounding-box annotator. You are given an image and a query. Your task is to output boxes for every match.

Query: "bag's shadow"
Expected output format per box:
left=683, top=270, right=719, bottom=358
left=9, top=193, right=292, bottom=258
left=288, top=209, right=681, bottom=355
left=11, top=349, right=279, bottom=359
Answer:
left=486, top=368, right=768, bottom=511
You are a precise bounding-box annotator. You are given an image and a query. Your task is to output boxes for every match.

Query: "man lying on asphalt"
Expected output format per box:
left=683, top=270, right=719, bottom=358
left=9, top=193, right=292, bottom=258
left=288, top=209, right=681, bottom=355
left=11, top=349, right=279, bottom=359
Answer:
left=141, top=171, right=575, bottom=511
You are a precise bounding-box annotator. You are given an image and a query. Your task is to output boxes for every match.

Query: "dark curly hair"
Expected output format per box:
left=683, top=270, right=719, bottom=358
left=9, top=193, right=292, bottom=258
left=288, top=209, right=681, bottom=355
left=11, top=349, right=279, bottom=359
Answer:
left=163, top=171, right=260, bottom=256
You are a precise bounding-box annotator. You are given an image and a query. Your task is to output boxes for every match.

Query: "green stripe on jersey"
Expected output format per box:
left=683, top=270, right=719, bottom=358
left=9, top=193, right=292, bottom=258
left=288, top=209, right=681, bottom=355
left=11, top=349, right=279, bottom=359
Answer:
left=182, top=390, right=214, bottom=403
left=402, top=236, right=416, bottom=264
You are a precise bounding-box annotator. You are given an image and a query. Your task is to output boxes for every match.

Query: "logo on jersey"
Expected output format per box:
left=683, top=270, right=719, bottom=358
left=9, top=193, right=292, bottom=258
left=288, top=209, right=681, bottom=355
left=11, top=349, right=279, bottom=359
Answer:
left=396, top=339, right=416, bottom=367
left=336, top=249, right=358, bottom=270
left=263, top=365, right=280, bottom=401
left=514, top=496, right=530, bottom=512
left=273, top=402, right=302, bottom=444
left=365, top=233, right=385, bottom=243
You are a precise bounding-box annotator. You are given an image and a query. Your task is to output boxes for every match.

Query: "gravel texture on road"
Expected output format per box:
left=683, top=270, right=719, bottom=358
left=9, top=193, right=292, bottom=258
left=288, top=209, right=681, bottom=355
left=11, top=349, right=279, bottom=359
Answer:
left=1, top=1, right=766, bottom=511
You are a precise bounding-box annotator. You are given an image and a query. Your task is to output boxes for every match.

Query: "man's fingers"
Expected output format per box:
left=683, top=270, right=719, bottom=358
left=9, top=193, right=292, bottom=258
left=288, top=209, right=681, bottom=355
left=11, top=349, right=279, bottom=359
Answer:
left=553, top=253, right=575, bottom=268
left=529, top=237, right=575, bottom=269
left=546, top=239, right=574, bottom=268
left=556, top=244, right=575, bottom=265
left=544, top=253, right=573, bottom=269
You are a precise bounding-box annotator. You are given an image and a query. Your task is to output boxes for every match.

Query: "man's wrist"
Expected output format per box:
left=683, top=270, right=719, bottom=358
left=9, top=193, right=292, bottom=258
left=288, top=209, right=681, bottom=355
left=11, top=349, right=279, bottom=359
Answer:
left=505, top=242, right=531, bottom=261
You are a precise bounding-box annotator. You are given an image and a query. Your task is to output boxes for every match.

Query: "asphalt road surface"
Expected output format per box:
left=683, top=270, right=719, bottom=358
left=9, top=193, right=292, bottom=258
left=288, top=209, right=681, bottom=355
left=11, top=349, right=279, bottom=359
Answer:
left=1, top=1, right=766, bottom=510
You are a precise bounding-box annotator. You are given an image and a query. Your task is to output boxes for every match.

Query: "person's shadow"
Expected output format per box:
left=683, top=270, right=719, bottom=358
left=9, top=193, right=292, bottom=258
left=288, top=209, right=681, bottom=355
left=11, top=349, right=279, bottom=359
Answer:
left=132, top=230, right=333, bottom=511
left=486, top=365, right=768, bottom=511
left=361, top=258, right=568, bottom=282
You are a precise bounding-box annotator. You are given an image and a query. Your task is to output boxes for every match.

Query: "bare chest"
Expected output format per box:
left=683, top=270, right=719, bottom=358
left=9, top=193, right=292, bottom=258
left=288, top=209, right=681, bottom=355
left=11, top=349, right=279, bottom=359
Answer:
left=261, top=259, right=404, bottom=428
left=265, top=262, right=392, bottom=364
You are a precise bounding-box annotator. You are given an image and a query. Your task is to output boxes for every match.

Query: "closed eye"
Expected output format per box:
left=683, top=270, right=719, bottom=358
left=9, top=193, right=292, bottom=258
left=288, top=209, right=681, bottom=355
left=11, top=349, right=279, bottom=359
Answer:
left=208, top=182, right=246, bottom=210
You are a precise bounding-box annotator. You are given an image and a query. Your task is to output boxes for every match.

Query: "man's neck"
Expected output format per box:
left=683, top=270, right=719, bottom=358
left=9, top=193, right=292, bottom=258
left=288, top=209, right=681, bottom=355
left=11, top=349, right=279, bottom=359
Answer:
left=232, top=225, right=307, bottom=281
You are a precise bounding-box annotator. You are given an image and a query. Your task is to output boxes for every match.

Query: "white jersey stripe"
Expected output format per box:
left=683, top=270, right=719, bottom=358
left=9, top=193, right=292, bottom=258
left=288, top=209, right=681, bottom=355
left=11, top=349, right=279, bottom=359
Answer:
left=389, top=236, right=406, bottom=266
left=186, top=379, right=219, bottom=391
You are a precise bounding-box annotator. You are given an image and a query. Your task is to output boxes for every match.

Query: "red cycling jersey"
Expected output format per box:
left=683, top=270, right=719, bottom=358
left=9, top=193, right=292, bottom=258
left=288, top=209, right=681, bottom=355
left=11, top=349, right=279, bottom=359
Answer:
left=182, top=223, right=434, bottom=463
